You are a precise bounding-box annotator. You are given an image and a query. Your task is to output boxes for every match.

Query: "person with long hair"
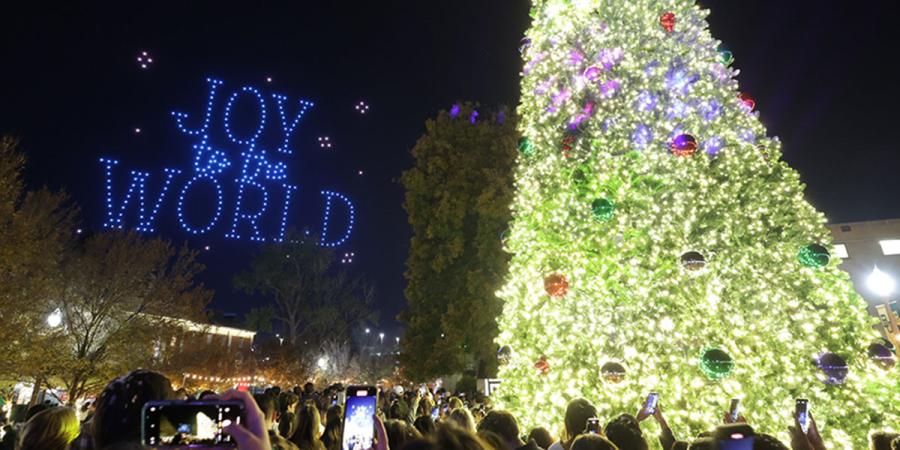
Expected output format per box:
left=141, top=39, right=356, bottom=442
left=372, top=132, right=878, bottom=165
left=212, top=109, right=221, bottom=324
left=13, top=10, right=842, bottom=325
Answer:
left=18, top=407, right=80, bottom=450
left=290, top=402, right=326, bottom=450
left=321, top=404, right=343, bottom=450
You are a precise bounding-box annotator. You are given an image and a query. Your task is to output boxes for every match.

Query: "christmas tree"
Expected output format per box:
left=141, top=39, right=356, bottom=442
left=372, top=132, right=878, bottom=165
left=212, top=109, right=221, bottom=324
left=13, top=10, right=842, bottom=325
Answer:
left=495, top=0, right=899, bottom=447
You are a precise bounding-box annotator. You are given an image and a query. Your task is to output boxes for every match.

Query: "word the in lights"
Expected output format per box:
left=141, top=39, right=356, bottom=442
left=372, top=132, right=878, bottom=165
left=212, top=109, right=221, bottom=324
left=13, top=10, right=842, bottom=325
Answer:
left=99, top=77, right=356, bottom=245
left=867, top=266, right=895, bottom=298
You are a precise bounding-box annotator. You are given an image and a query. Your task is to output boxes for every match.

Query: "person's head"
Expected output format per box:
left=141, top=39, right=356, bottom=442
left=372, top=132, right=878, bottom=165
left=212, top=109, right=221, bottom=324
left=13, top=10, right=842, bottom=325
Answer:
left=563, top=398, right=597, bottom=443
left=687, top=438, right=716, bottom=450
left=604, top=414, right=646, bottom=450
left=254, top=394, right=278, bottom=428
left=529, top=427, right=555, bottom=450
left=570, top=433, right=618, bottom=450
left=304, top=382, right=315, bottom=394
left=18, top=407, right=79, bottom=450
left=434, top=423, right=491, bottom=450
left=292, top=402, right=322, bottom=446
left=892, top=436, right=900, bottom=450
left=389, top=400, right=404, bottom=420
left=385, top=419, right=423, bottom=449
left=325, top=404, right=343, bottom=425
left=478, top=410, right=522, bottom=449
left=872, top=432, right=900, bottom=450
left=196, top=389, right=216, bottom=400
left=753, top=434, right=788, bottom=450
left=281, top=392, right=300, bottom=413
left=671, top=442, right=689, bottom=450
left=448, top=397, right=465, bottom=411
left=479, top=430, right=510, bottom=450
left=448, top=407, right=477, bottom=433
left=24, top=403, right=50, bottom=422
left=415, top=415, right=437, bottom=436
left=93, top=370, right=175, bottom=449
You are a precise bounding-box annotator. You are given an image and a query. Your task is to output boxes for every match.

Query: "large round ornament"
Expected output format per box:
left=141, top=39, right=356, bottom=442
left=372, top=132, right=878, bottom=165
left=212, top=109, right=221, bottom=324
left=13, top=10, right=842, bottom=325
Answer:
left=816, top=352, right=849, bottom=385
left=719, top=50, right=734, bottom=66
left=867, top=343, right=896, bottom=370
left=670, top=134, right=698, bottom=157
left=518, top=38, right=532, bottom=55
left=498, top=345, right=513, bottom=366
left=591, top=198, right=616, bottom=221
left=601, top=362, right=626, bottom=383
left=660, top=12, right=676, bottom=32
left=739, top=93, right=756, bottom=111
left=517, top=137, right=535, bottom=156
left=798, top=244, right=830, bottom=268
left=700, top=348, right=734, bottom=380
left=680, top=251, right=707, bottom=272
left=534, top=356, right=550, bottom=375
left=583, top=66, right=602, bottom=82
left=544, top=273, right=569, bottom=297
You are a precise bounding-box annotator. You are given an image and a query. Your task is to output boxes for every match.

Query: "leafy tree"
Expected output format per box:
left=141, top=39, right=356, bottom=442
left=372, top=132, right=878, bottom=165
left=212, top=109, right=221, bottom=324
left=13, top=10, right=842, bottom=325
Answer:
left=45, top=231, right=211, bottom=403
left=235, top=231, right=378, bottom=348
left=399, top=104, right=518, bottom=380
left=244, top=305, right=277, bottom=334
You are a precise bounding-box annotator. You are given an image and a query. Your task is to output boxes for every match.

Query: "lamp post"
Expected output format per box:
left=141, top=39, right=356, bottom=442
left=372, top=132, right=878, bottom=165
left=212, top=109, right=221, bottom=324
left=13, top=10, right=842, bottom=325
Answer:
left=379, top=332, right=385, bottom=345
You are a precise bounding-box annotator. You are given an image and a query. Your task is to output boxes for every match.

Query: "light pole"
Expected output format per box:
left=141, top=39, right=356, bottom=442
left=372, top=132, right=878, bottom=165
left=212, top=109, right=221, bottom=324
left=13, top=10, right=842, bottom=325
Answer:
left=379, top=332, right=385, bottom=345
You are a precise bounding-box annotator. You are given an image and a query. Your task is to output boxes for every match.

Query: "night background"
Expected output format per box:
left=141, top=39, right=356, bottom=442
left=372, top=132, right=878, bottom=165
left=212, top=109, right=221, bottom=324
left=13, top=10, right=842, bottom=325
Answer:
left=2, top=0, right=899, bottom=332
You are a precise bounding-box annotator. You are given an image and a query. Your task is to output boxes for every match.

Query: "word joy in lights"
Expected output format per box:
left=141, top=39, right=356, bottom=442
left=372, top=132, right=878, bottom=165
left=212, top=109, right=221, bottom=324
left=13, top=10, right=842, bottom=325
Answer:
left=100, top=77, right=355, bottom=246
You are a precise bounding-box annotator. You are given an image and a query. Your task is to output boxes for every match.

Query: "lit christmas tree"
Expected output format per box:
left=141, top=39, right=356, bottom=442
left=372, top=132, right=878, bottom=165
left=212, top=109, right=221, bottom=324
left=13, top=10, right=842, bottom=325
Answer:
left=495, top=0, right=899, bottom=447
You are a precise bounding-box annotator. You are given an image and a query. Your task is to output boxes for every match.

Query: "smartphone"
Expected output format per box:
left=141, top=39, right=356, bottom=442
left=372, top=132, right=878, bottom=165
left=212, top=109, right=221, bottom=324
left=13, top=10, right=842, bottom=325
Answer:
left=141, top=400, right=244, bottom=447
left=586, top=418, right=602, bottom=434
left=431, top=407, right=439, bottom=420
left=728, top=398, right=741, bottom=422
left=715, top=423, right=754, bottom=450
left=643, top=392, right=659, bottom=414
left=342, top=386, right=378, bottom=450
left=795, top=399, right=810, bottom=433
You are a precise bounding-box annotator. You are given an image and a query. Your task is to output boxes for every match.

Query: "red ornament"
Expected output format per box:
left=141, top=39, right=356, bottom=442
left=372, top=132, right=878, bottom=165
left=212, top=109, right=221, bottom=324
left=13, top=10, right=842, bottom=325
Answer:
left=739, top=93, right=756, bottom=111
left=670, top=134, right=698, bottom=157
left=660, top=12, right=676, bottom=32
left=561, top=135, right=577, bottom=158
left=544, top=273, right=569, bottom=297
left=535, top=356, right=551, bottom=375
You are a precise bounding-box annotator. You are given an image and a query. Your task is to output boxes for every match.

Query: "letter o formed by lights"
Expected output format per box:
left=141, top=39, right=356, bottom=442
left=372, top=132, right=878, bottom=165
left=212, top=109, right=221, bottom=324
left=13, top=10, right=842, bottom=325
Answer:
left=223, top=86, right=267, bottom=146
left=177, top=173, right=224, bottom=234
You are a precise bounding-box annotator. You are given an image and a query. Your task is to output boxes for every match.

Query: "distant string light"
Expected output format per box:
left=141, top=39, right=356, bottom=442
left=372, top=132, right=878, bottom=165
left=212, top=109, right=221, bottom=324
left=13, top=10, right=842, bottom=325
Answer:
left=134, top=127, right=142, bottom=134
left=341, top=252, right=355, bottom=264
left=137, top=51, right=154, bottom=69
left=355, top=101, right=370, bottom=114
left=318, top=136, right=332, bottom=148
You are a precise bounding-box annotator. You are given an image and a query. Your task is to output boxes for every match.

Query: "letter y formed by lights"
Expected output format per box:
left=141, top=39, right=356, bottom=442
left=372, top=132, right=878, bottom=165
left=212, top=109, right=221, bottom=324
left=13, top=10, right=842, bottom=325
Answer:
left=99, top=77, right=355, bottom=245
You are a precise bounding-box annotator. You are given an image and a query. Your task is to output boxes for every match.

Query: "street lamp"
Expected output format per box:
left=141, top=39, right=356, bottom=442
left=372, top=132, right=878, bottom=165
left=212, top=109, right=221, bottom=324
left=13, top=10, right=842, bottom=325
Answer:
left=317, top=356, right=329, bottom=371
left=47, top=309, right=62, bottom=328
left=379, top=332, right=385, bottom=345
left=365, top=328, right=370, bottom=334
left=867, top=266, right=895, bottom=298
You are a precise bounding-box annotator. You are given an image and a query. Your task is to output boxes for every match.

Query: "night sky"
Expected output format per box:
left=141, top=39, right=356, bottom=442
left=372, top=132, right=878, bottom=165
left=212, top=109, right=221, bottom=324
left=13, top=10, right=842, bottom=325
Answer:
left=2, top=1, right=899, bottom=331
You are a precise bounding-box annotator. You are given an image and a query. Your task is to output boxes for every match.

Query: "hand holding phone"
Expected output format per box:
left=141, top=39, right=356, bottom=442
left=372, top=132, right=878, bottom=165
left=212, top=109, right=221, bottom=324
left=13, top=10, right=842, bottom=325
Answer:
left=795, top=399, right=810, bottom=433
left=727, top=398, right=741, bottom=423
left=142, top=399, right=245, bottom=447
left=643, top=392, right=659, bottom=415
left=342, top=386, right=378, bottom=450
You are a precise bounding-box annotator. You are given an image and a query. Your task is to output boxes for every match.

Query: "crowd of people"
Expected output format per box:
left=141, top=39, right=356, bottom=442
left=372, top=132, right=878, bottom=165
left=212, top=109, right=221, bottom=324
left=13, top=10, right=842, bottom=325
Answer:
left=0, top=369, right=897, bottom=450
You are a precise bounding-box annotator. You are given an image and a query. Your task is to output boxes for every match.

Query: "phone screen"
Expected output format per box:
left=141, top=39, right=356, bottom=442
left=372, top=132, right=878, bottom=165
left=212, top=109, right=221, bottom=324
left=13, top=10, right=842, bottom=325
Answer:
left=644, top=392, right=659, bottom=414
left=431, top=407, right=439, bottom=420
left=729, top=398, right=741, bottom=422
left=342, top=386, right=377, bottom=450
left=142, top=401, right=243, bottom=447
left=586, top=418, right=601, bottom=434
left=796, top=399, right=810, bottom=433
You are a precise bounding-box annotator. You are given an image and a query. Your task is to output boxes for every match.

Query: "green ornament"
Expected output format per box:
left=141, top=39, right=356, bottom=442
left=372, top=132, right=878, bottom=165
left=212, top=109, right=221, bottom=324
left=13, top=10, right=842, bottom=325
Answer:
left=700, top=348, right=734, bottom=380
left=798, top=243, right=830, bottom=268
left=591, top=198, right=615, bottom=221
left=719, top=50, right=734, bottom=66
left=517, top=137, right=535, bottom=156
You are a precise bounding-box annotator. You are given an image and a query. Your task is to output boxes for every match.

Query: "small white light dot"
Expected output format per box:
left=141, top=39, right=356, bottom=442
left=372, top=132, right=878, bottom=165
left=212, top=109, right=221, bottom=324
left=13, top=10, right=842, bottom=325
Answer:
left=134, top=128, right=141, bottom=133
left=358, top=170, right=364, bottom=175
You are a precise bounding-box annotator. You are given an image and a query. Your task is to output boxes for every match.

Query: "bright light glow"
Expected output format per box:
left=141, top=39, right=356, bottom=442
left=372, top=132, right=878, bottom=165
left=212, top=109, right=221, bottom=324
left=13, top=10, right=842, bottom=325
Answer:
left=867, top=266, right=895, bottom=298
left=878, top=239, right=900, bottom=256
left=47, top=309, right=62, bottom=328
left=316, top=356, right=328, bottom=371
left=833, top=244, right=849, bottom=259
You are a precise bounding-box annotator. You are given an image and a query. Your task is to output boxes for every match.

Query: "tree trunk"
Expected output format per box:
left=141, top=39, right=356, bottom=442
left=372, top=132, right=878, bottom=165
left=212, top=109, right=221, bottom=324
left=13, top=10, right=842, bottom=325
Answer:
left=28, top=375, right=44, bottom=407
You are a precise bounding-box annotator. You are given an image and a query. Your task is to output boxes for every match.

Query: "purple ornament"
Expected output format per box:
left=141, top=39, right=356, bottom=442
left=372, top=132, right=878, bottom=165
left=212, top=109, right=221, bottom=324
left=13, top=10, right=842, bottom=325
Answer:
left=816, top=352, right=849, bottom=385
left=524, top=52, right=547, bottom=75
left=739, top=129, right=756, bottom=144
left=635, top=91, right=658, bottom=111
left=548, top=88, right=571, bottom=113
left=666, top=100, right=689, bottom=119
left=449, top=104, right=461, bottom=118
left=569, top=50, right=585, bottom=65
left=704, top=136, right=724, bottom=156
left=599, top=80, right=621, bottom=98
left=568, top=102, right=595, bottom=131
left=702, top=99, right=722, bottom=122
left=597, top=48, right=624, bottom=70
left=665, top=65, right=699, bottom=95
left=534, top=76, right=557, bottom=95
left=583, top=66, right=602, bottom=82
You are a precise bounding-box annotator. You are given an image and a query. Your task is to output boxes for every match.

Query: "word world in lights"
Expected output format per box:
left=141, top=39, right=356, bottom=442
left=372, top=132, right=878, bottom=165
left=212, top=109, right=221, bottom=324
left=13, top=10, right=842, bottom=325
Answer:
left=99, top=77, right=356, bottom=245
left=867, top=266, right=895, bottom=298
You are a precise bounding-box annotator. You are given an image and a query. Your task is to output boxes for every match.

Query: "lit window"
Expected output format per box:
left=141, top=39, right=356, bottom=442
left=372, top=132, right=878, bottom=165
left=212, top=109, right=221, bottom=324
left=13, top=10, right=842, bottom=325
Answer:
left=833, top=244, right=849, bottom=259
left=879, top=240, right=900, bottom=256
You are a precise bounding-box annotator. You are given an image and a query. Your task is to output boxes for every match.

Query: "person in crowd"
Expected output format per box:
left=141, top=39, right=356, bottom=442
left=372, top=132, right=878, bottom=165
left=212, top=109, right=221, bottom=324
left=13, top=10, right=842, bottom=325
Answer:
left=448, top=407, right=477, bottom=433
left=670, top=442, right=689, bottom=450
left=892, top=436, right=900, bottom=450
left=0, top=424, right=16, bottom=450
left=569, top=433, right=618, bottom=450
left=753, top=434, right=788, bottom=450
left=604, top=414, right=648, bottom=450
left=479, top=430, right=510, bottom=450
left=321, top=404, right=343, bottom=450
left=279, top=392, right=301, bottom=441
left=548, top=398, right=597, bottom=450
left=18, top=406, right=80, bottom=450
left=23, top=403, right=50, bottom=422
left=254, top=393, right=299, bottom=450
left=385, top=419, right=423, bottom=449
left=870, top=432, right=900, bottom=450
left=788, top=413, right=826, bottom=450
left=635, top=404, right=675, bottom=450
left=478, top=410, right=542, bottom=450
left=529, top=428, right=555, bottom=450
left=687, top=437, right=715, bottom=450
left=92, top=369, right=175, bottom=449
left=415, top=415, right=437, bottom=436
left=448, top=397, right=465, bottom=411
left=290, top=402, right=326, bottom=450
